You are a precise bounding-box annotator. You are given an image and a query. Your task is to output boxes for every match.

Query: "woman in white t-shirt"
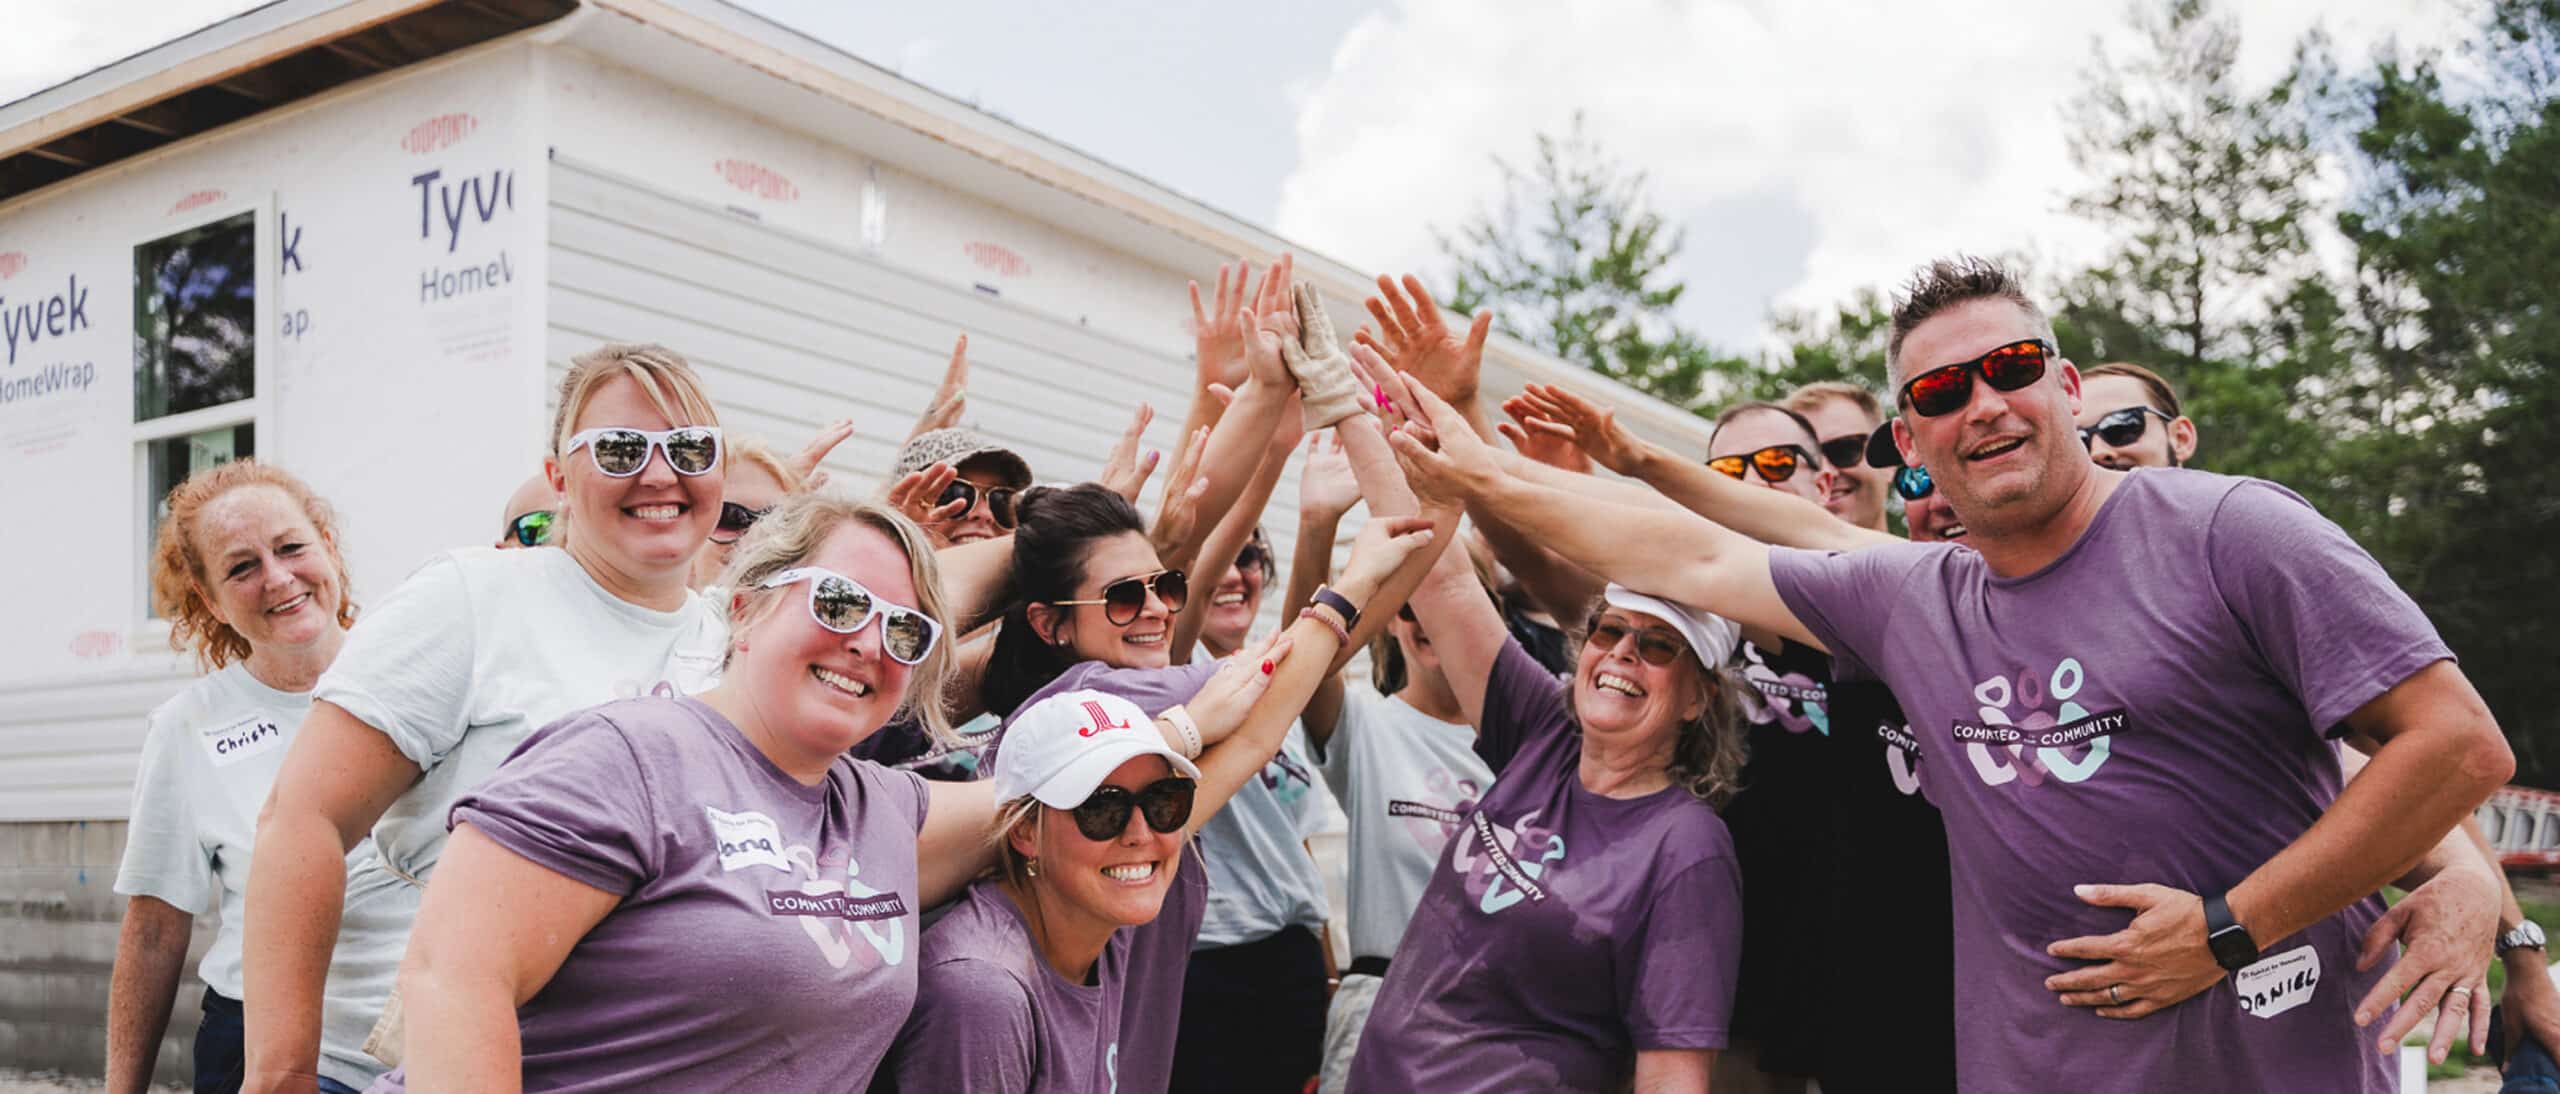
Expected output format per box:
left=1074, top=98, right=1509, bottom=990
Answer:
left=240, top=345, right=739, bottom=1094
left=107, top=461, right=360, bottom=1094
left=1285, top=433, right=1496, bottom=1094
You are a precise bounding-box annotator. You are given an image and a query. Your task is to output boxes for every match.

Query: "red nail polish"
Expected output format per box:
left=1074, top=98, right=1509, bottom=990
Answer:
left=1260, top=660, right=1275, bottom=674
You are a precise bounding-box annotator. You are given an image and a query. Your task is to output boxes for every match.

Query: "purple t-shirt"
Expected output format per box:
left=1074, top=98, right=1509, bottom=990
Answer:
left=1346, top=639, right=1743, bottom=1093
left=876, top=844, right=1210, bottom=1093
left=372, top=696, right=932, bottom=1092
left=995, top=657, right=1221, bottom=1093
left=1768, top=470, right=2451, bottom=1094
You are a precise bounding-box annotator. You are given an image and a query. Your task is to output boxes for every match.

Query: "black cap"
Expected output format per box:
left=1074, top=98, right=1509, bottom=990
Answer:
left=1864, top=421, right=1903, bottom=469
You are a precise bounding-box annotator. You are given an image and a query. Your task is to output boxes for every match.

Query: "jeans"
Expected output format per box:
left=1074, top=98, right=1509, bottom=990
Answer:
left=2500, top=1004, right=2560, bottom=1094
left=194, top=988, right=244, bottom=1094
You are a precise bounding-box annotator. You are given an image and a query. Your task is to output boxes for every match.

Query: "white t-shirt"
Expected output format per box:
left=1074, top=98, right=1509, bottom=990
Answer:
left=115, top=663, right=317, bottom=996
left=1312, top=686, right=1490, bottom=963
left=306, top=545, right=725, bottom=1084
left=1186, top=643, right=1336, bottom=950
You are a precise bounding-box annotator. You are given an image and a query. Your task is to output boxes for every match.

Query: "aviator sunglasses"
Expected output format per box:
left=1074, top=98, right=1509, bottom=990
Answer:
left=935, top=480, right=1019, bottom=528
left=1897, top=339, right=2054, bottom=418
left=565, top=426, right=724, bottom=477
left=506, top=509, right=555, bottom=547
left=709, top=502, right=773, bottom=545
left=1584, top=617, right=1689, bottom=667
left=1893, top=465, right=1936, bottom=502
left=1054, top=569, right=1189, bottom=626
left=2077, top=405, right=2175, bottom=451
left=1707, top=444, right=1816, bottom=484
left=756, top=566, right=942, bottom=665
left=1067, top=777, right=1198, bottom=841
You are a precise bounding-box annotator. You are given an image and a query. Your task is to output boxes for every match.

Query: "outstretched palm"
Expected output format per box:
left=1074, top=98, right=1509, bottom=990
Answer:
left=1358, top=274, right=1492, bottom=408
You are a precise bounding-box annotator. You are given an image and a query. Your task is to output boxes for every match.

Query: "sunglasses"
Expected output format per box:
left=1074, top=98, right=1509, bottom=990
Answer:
left=1897, top=339, right=2054, bottom=418
left=506, top=509, right=555, bottom=547
left=1065, top=777, right=1198, bottom=841
left=1584, top=618, right=1689, bottom=667
left=1818, top=434, right=1869, bottom=470
left=2077, top=405, right=2175, bottom=451
left=1054, top=569, right=1188, bottom=626
left=565, top=426, right=724, bottom=477
left=709, top=501, right=773, bottom=545
left=1236, top=542, right=1270, bottom=577
left=1706, top=444, right=1816, bottom=484
left=756, top=566, right=942, bottom=665
left=935, top=480, right=1019, bottom=528
left=1893, top=465, right=1936, bottom=501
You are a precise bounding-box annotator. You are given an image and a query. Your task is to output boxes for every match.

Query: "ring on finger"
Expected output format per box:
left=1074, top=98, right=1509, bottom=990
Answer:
left=2108, top=985, right=2124, bottom=1006
left=2448, top=985, right=2474, bottom=998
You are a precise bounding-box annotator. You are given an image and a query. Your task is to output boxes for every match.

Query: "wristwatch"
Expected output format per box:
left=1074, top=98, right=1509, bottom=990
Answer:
left=2499, top=919, right=2548, bottom=958
left=2203, top=892, right=2260, bottom=972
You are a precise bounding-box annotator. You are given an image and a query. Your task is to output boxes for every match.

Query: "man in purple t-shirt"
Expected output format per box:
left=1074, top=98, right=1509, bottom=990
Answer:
left=1384, top=256, right=2512, bottom=1093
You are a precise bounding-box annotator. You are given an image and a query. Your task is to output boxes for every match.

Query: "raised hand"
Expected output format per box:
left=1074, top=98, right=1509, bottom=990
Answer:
left=1281, top=282, right=1367, bottom=429
left=1498, top=399, right=1591, bottom=475
left=1384, top=378, right=1502, bottom=510
left=907, top=335, right=972, bottom=441
left=1147, top=426, right=1213, bottom=561
left=1190, top=261, right=1255, bottom=392
left=1188, top=628, right=1294, bottom=744
left=789, top=417, right=857, bottom=486
left=1239, top=254, right=1300, bottom=393
left=1097, top=403, right=1162, bottom=502
left=1357, top=274, right=1492, bottom=408
left=1345, top=343, right=1419, bottom=433
left=884, top=462, right=967, bottom=530
left=1513, top=382, right=1649, bottom=476
left=1297, top=432, right=1362, bottom=523
left=1336, top=515, right=1439, bottom=600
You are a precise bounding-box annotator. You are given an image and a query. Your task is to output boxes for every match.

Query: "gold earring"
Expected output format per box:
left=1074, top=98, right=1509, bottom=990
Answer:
left=1025, top=858, right=1040, bottom=879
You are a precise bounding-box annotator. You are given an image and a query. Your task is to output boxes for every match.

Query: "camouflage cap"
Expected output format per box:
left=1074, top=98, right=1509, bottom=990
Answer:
left=894, top=427, right=1033, bottom=487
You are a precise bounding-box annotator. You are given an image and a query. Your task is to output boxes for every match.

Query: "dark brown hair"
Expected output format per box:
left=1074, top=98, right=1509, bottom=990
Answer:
left=1886, top=256, right=2054, bottom=380
left=2080, top=362, right=2185, bottom=420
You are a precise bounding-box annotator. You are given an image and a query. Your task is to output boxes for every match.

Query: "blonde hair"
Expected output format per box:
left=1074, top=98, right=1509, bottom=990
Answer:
left=729, top=438, right=807, bottom=493
left=549, top=343, right=723, bottom=460
left=715, top=494, right=956, bottom=742
left=1783, top=381, right=1884, bottom=428
left=151, top=460, right=358, bottom=671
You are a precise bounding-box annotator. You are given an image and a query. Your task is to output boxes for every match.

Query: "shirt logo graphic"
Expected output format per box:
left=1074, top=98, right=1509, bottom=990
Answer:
left=1954, top=658, right=2127, bottom=788
left=777, top=844, right=909, bottom=970
left=1742, top=642, right=1829, bottom=735
left=1391, top=767, right=1481, bottom=852
left=1450, top=807, right=1566, bottom=914
left=705, top=807, right=792, bottom=873
left=1876, top=721, right=1924, bottom=797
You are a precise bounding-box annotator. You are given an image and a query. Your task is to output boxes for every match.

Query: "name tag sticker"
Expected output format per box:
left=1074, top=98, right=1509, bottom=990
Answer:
left=2233, top=944, right=2321, bottom=1020
left=200, top=715, right=285, bottom=767
left=705, top=806, right=791, bottom=874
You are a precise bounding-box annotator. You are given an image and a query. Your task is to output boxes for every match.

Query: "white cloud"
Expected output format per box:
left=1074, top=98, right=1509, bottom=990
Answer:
left=0, top=0, right=262, bottom=107
left=1273, top=0, right=2466, bottom=350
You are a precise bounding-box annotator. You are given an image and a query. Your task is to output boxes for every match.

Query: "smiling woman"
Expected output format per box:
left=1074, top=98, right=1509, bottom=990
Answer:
left=107, top=461, right=356, bottom=1094
left=239, top=344, right=733, bottom=1093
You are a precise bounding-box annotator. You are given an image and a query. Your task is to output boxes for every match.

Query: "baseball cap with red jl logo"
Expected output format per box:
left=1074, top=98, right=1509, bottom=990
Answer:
left=991, top=688, right=1203, bottom=809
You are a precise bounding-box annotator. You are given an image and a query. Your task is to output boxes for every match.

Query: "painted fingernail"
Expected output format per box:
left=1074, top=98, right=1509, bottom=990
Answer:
left=1261, top=660, right=1275, bottom=674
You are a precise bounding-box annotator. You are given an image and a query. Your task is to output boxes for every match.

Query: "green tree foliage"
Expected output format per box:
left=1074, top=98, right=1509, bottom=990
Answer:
left=1436, top=113, right=1751, bottom=410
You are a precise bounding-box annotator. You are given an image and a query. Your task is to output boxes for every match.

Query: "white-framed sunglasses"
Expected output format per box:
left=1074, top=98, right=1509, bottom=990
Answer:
left=757, top=566, right=941, bottom=665
left=565, top=426, right=724, bottom=478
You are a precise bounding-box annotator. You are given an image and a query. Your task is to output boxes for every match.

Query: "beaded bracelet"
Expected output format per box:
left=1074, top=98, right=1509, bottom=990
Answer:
left=1299, top=604, right=1350, bottom=644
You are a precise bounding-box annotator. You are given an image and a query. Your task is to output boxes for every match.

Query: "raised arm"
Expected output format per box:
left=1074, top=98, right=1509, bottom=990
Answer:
left=243, top=702, right=422, bottom=1092
left=1159, top=258, right=1300, bottom=578
left=1287, top=433, right=1362, bottom=747
left=1170, top=397, right=1306, bottom=660
left=1388, top=381, right=1816, bottom=650
left=1514, top=383, right=1897, bottom=553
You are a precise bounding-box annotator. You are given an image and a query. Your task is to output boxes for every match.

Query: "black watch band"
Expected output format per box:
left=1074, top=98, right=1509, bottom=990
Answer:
left=2203, top=892, right=2259, bottom=971
left=1311, top=587, right=1361, bottom=630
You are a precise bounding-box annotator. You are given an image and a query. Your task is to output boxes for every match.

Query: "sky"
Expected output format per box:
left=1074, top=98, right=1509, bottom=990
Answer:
left=2, top=0, right=2471, bottom=348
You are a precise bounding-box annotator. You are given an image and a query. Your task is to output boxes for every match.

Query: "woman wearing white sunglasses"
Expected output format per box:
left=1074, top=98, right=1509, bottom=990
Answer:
left=242, top=345, right=739, bottom=1093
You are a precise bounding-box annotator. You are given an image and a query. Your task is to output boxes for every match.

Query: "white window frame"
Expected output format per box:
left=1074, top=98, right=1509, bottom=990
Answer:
left=129, top=197, right=275, bottom=634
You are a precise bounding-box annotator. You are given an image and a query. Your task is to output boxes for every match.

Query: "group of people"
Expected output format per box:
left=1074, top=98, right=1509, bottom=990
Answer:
left=99, top=250, right=2535, bottom=1094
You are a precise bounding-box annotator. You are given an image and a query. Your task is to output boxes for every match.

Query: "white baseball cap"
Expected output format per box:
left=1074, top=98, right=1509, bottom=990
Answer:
left=992, top=689, right=1203, bottom=809
left=1601, top=584, right=1743, bottom=666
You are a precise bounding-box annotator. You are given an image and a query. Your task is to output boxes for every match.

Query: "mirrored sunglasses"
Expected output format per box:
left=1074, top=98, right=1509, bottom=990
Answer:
left=756, top=566, right=941, bottom=665
left=1893, top=465, right=1936, bottom=502
left=1897, top=339, right=2052, bottom=418
left=507, top=509, right=555, bottom=547
left=1706, top=443, right=1815, bottom=484
left=709, top=501, right=773, bottom=545
left=565, top=426, right=723, bottom=477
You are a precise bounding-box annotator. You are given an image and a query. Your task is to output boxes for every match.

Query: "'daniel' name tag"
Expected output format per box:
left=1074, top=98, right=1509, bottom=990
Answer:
left=200, top=716, right=286, bottom=768
left=2233, top=944, right=2322, bottom=1020
left=706, top=806, right=792, bottom=874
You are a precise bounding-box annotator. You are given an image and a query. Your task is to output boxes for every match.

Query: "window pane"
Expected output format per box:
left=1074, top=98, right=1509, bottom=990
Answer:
left=134, top=211, right=256, bottom=421
left=145, top=423, right=256, bottom=616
